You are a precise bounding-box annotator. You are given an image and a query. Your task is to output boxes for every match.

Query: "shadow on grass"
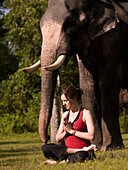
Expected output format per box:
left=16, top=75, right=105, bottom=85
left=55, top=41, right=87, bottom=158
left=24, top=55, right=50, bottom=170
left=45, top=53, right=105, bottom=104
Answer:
left=0, top=141, right=20, bottom=145
left=0, top=146, right=42, bottom=168
left=0, top=151, right=38, bottom=158
left=0, top=145, right=41, bottom=158
left=1, top=155, right=40, bottom=167
left=0, top=140, right=41, bottom=145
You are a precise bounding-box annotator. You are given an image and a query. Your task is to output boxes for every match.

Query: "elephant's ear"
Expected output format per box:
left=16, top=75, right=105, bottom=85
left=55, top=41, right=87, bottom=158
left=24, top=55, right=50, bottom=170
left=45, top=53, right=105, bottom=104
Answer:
left=88, top=3, right=119, bottom=40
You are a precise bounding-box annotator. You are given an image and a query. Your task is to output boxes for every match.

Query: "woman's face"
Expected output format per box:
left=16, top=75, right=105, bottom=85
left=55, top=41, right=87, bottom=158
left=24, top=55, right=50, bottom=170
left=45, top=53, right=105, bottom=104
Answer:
left=61, top=94, right=74, bottom=110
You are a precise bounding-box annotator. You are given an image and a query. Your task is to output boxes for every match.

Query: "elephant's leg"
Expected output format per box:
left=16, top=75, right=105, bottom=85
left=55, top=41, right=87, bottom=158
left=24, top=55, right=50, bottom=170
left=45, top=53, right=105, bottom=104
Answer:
left=100, top=78, right=124, bottom=150
left=77, top=56, right=102, bottom=149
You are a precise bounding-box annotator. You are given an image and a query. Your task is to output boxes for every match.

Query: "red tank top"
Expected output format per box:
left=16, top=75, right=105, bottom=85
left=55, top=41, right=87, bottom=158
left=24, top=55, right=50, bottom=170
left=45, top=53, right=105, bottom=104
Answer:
left=65, top=108, right=91, bottom=148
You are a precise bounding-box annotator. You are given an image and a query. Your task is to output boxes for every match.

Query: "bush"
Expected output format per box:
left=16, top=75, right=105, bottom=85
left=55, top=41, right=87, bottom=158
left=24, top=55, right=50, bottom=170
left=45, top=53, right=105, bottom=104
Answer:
left=0, top=70, right=40, bottom=134
left=0, top=106, right=39, bottom=134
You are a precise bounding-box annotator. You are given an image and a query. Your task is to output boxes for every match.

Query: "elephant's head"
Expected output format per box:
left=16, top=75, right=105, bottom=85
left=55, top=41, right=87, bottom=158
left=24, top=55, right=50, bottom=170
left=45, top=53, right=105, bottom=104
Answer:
left=23, top=0, right=127, bottom=143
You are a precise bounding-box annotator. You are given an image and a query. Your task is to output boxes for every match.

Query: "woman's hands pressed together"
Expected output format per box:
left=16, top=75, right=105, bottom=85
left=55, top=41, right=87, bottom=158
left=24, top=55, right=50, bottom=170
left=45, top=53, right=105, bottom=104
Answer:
left=63, top=117, right=75, bottom=135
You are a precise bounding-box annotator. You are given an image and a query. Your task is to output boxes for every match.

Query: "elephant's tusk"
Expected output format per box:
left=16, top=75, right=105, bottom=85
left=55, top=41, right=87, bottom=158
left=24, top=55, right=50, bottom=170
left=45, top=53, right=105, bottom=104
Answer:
left=44, top=55, right=66, bottom=71
left=22, top=60, right=41, bottom=73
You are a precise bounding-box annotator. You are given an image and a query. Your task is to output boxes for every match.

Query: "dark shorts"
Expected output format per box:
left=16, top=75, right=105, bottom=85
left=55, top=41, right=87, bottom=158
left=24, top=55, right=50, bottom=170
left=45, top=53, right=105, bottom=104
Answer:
left=41, top=143, right=96, bottom=163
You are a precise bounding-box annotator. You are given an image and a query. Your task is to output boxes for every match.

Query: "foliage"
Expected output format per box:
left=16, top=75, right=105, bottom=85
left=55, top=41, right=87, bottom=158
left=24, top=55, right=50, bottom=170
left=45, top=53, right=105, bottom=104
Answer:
left=120, top=109, right=128, bottom=133
left=0, top=0, right=5, bottom=16
left=0, top=133, right=128, bottom=170
left=0, top=40, right=18, bottom=81
left=60, top=56, right=79, bottom=88
left=0, top=0, right=47, bottom=133
left=4, top=0, right=47, bottom=63
left=0, top=1, right=18, bottom=81
left=0, top=70, right=41, bottom=133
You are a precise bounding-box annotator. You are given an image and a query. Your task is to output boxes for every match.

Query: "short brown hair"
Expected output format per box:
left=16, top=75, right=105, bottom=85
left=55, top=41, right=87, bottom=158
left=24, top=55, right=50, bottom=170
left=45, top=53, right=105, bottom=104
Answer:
left=61, top=86, right=83, bottom=101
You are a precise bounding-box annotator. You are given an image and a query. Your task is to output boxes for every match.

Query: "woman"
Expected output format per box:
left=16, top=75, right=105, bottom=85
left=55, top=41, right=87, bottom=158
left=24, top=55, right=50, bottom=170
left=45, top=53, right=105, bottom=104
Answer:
left=42, top=86, right=97, bottom=164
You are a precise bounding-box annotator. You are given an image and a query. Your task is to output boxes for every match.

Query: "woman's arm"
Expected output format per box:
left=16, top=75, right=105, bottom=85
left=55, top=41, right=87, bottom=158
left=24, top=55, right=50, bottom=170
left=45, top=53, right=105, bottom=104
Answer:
left=73, top=109, right=94, bottom=140
left=65, top=109, right=94, bottom=141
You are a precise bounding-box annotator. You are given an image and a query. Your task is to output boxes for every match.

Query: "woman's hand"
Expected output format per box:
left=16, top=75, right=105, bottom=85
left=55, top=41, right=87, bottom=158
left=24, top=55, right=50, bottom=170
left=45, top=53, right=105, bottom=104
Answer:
left=64, top=121, right=75, bottom=135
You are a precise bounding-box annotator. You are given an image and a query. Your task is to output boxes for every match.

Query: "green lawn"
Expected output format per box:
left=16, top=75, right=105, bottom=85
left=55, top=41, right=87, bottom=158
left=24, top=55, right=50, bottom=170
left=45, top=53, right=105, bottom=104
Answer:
left=0, top=133, right=128, bottom=170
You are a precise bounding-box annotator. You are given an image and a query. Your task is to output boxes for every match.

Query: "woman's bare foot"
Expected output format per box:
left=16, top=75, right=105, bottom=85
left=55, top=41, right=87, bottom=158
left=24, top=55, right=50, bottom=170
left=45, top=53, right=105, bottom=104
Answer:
left=43, top=159, right=57, bottom=164
left=58, top=160, right=66, bottom=164
left=44, top=159, right=66, bottom=165
left=82, top=144, right=97, bottom=151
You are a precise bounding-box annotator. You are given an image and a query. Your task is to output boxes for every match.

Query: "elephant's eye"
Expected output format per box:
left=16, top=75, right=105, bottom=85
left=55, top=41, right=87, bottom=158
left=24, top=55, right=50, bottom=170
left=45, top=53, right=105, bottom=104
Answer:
left=63, top=17, right=78, bottom=34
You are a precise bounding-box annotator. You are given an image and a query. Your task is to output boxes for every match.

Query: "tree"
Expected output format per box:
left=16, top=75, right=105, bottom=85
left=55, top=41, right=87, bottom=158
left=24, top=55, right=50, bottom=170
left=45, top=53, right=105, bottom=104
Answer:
left=0, top=0, right=47, bottom=133
left=0, top=0, right=18, bottom=82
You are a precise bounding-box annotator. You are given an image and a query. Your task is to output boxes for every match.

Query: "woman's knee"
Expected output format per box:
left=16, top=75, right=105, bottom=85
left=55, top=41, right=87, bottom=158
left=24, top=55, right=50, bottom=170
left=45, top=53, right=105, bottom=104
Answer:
left=41, top=144, right=48, bottom=152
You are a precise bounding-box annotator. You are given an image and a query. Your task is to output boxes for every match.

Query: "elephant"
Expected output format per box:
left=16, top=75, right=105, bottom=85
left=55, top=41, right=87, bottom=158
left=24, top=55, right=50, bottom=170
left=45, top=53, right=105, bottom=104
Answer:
left=23, top=0, right=128, bottom=150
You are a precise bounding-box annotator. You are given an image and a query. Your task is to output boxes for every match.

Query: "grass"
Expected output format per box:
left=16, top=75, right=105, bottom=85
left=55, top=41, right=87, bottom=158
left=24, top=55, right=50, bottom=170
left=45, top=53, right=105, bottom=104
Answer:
left=0, top=133, right=128, bottom=170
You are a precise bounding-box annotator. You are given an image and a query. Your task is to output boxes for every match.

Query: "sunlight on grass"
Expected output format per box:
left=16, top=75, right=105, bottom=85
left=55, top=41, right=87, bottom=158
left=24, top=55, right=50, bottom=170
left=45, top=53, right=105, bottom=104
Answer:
left=0, top=133, right=128, bottom=170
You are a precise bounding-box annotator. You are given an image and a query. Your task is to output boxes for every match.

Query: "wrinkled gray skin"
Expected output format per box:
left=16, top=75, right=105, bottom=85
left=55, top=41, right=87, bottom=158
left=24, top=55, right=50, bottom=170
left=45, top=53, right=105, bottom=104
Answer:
left=24, top=0, right=128, bottom=150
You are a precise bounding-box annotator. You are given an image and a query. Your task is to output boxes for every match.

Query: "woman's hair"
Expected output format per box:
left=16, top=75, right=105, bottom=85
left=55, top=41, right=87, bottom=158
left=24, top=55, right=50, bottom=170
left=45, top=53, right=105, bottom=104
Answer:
left=61, top=86, right=83, bottom=101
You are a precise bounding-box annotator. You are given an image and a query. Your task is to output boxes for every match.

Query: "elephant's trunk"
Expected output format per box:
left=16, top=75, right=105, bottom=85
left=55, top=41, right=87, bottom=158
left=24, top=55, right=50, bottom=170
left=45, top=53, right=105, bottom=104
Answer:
left=38, top=20, right=64, bottom=143
left=39, top=69, right=58, bottom=143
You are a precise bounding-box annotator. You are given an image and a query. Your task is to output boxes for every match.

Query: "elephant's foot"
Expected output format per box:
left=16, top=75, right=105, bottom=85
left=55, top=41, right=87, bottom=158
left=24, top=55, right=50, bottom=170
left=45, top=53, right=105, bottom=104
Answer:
left=106, top=143, right=124, bottom=151
left=100, top=143, right=125, bottom=151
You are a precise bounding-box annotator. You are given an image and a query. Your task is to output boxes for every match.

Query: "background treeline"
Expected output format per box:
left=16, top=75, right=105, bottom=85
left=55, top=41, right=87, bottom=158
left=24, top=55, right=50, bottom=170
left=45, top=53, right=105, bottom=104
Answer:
left=0, top=0, right=128, bottom=134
